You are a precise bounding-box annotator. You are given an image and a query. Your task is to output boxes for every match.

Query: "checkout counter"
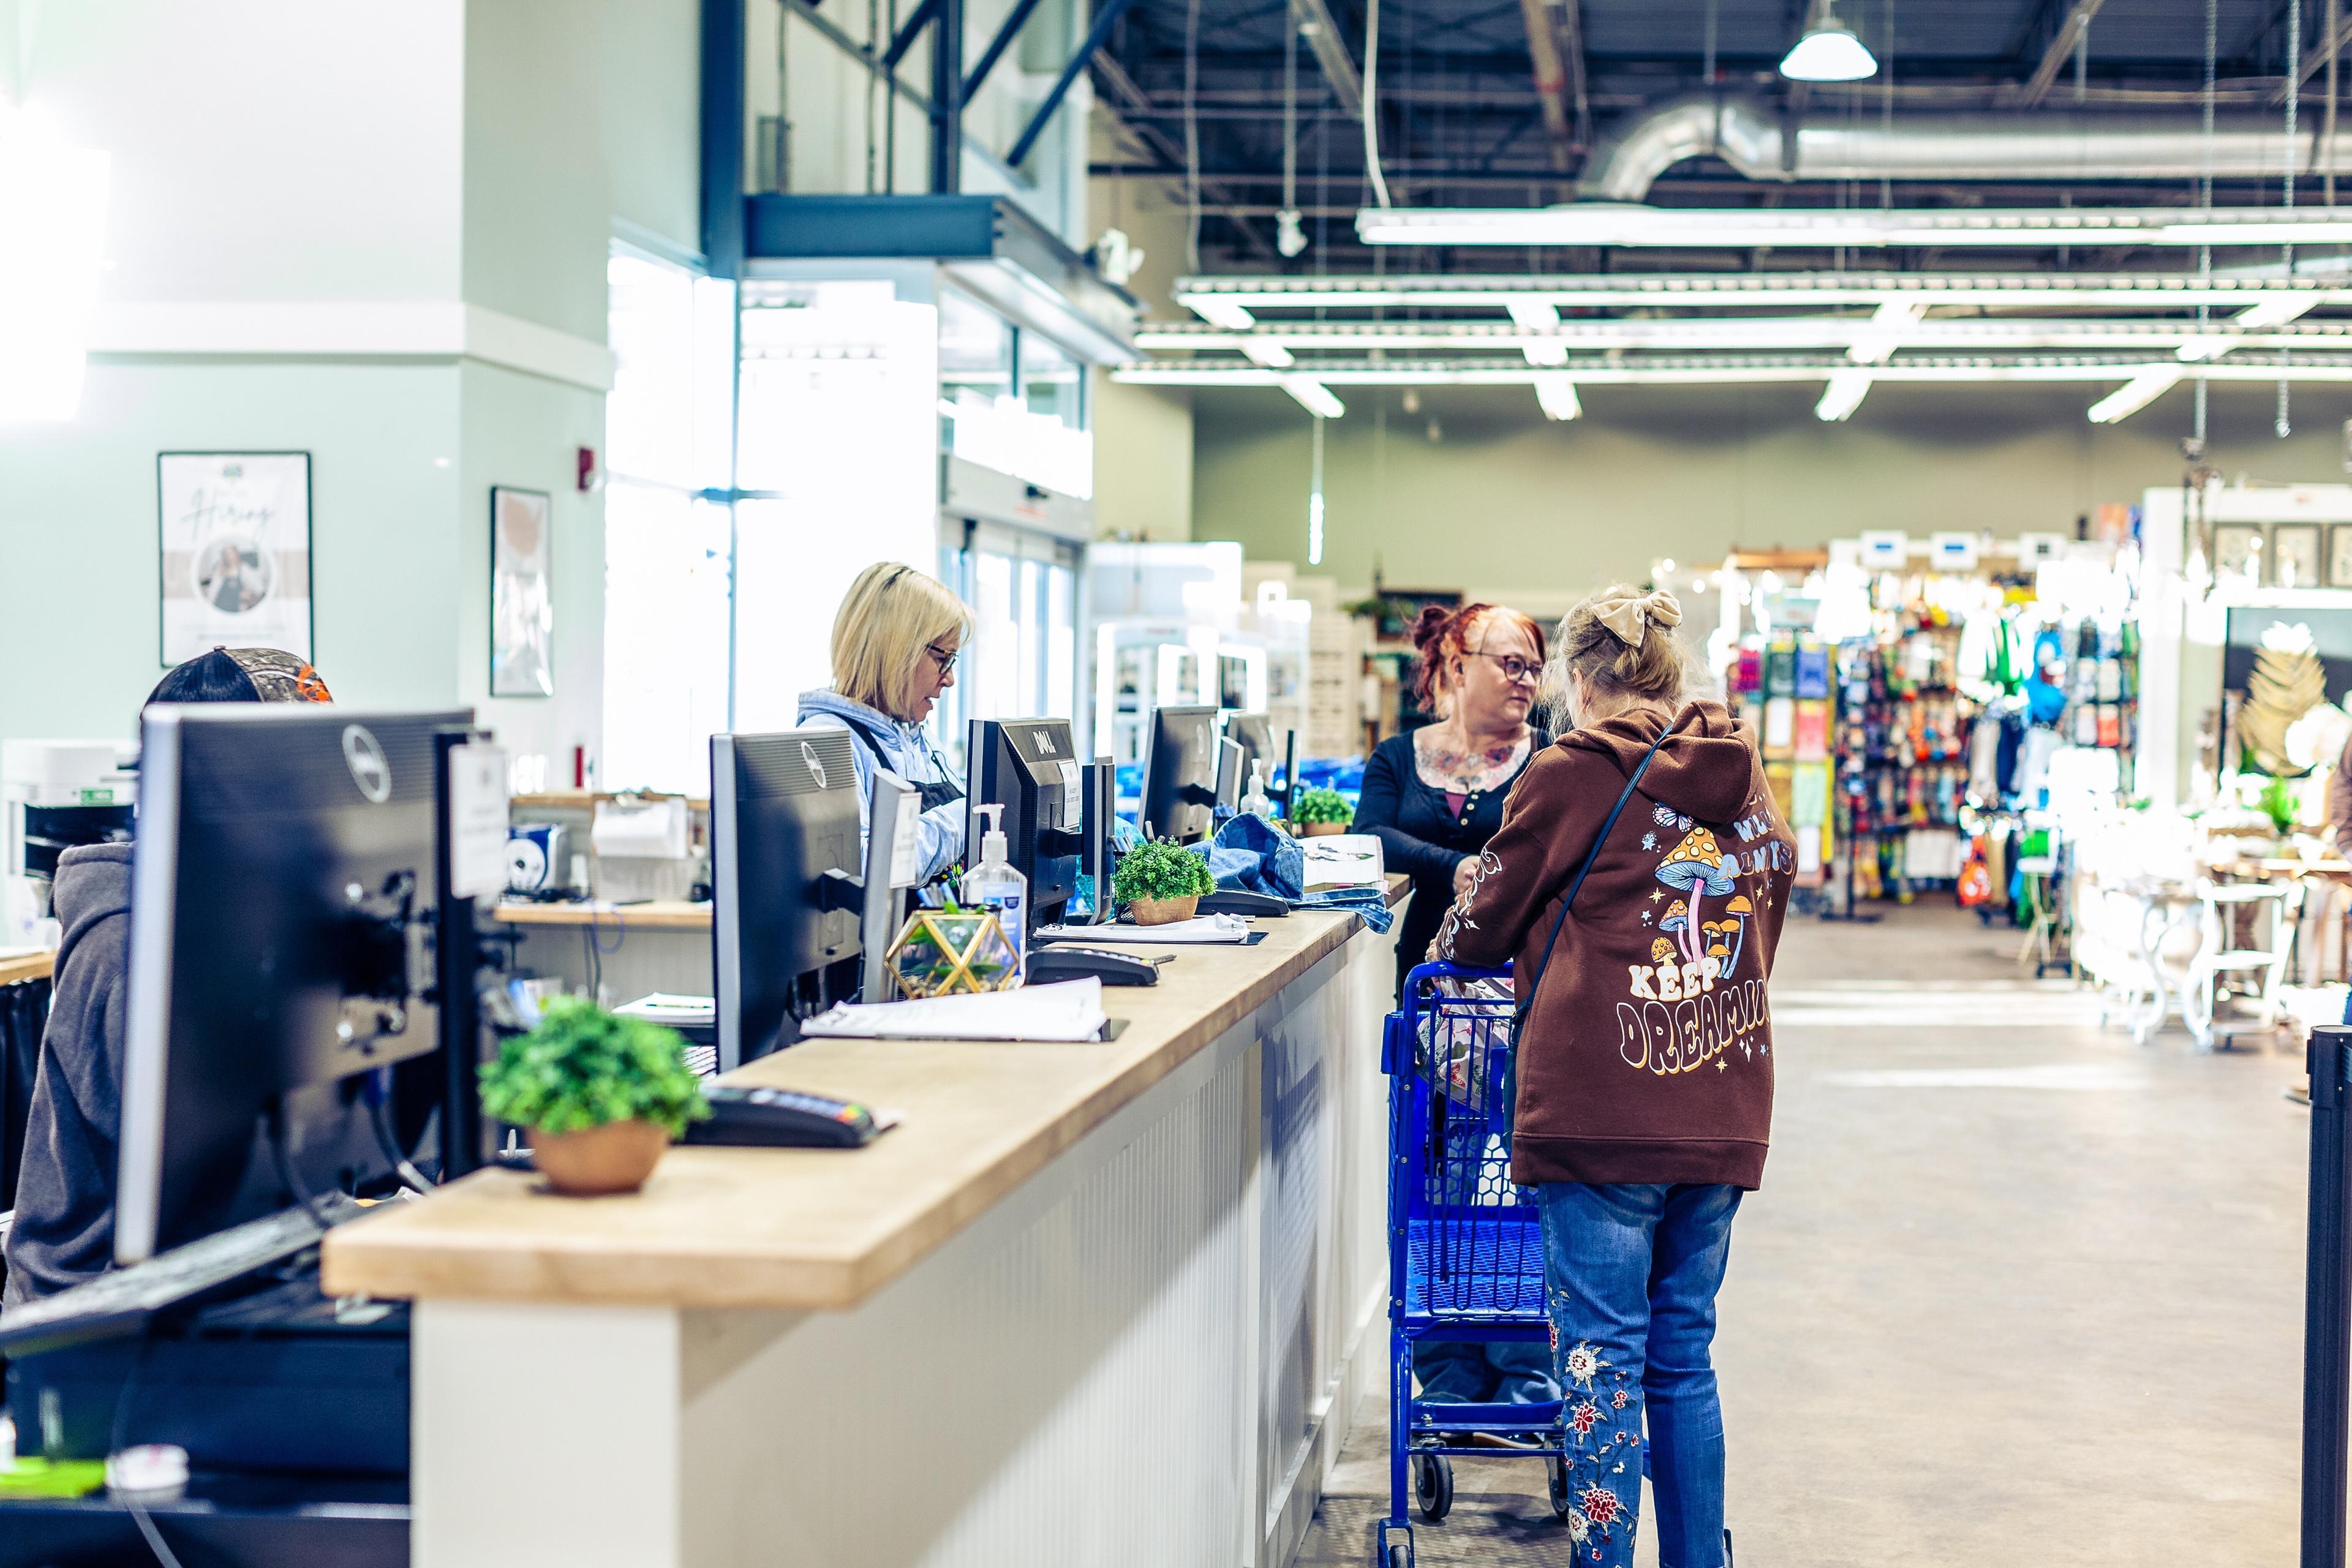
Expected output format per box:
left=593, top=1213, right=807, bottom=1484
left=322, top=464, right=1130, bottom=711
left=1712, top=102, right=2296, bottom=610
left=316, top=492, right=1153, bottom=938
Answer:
left=323, top=879, right=1406, bottom=1568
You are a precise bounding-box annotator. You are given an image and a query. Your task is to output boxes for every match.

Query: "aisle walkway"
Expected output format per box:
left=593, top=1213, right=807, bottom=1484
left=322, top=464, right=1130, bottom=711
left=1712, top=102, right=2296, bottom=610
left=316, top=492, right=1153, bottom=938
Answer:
left=1300, top=903, right=2309, bottom=1566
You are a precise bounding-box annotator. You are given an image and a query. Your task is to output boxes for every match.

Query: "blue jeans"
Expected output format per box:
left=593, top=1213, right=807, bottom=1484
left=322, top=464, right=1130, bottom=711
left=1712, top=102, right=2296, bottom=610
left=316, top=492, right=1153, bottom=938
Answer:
left=1414, top=1338, right=1560, bottom=1406
left=1537, top=1182, right=1742, bottom=1568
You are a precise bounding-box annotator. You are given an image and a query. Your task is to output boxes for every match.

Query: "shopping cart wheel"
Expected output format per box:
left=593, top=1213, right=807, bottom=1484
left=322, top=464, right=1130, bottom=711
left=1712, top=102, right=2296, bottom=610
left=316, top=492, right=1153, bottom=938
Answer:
left=1412, top=1453, right=1453, bottom=1521
left=1546, top=1455, right=1572, bottom=1520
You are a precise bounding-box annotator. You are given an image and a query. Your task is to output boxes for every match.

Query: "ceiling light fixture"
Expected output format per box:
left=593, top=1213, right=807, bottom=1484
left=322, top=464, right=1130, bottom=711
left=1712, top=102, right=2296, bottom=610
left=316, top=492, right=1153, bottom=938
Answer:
left=1533, top=374, right=1581, bottom=420
left=1240, top=338, right=1297, bottom=369
left=1815, top=369, right=1873, bottom=420
left=1507, top=300, right=1561, bottom=331
left=1280, top=374, right=1345, bottom=417
left=1353, top=205, right=2352, bottom=251
left=1522, top=340, right=1571, bottom=366
left=2087, top=368, right=2184, bottom=423
left=1846, top=301, right=1923, bottom=365
left=1779, top=0, right=1877, bottom=82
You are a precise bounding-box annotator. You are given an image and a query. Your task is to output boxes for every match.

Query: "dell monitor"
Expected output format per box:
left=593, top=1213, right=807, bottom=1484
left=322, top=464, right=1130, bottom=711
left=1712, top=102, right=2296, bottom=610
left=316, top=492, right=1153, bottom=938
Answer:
left=1139, top=706, right=1219, bottom=845
left=967, top=718, right=1085, bottom=932
left=116, top=706, right=472, bottom=1266
left=712, top=728, right=865, bottom=1069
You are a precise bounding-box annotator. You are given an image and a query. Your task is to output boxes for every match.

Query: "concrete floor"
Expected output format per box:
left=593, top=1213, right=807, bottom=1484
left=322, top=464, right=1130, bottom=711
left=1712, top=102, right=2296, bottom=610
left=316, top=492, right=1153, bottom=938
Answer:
left=1298, top=902, right=2312, bottom=1566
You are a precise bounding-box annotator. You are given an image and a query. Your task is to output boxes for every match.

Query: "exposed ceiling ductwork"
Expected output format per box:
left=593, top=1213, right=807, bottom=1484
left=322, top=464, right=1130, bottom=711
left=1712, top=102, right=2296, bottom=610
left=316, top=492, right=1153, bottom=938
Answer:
left=1583, top=94, right=2352, bottom=203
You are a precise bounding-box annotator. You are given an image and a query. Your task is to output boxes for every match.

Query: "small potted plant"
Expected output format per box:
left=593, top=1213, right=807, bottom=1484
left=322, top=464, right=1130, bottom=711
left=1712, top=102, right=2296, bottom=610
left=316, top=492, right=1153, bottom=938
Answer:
left=1292, top=787, right=1353, bottom=838
left=478, top=997, right=710, bottom=1196
left=1112, top=837, right=1216, bottom=925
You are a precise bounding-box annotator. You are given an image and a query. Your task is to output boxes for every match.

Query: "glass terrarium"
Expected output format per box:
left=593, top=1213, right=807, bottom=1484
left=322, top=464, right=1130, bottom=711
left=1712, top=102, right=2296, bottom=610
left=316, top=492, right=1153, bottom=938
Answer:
left=883, top=908, right=1023, bottom=998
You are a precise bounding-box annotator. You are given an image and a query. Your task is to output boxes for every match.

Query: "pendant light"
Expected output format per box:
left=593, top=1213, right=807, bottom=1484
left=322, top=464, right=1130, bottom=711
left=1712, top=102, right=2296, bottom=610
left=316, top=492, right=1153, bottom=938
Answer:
left=1779, top=1, right=1877, bottom=83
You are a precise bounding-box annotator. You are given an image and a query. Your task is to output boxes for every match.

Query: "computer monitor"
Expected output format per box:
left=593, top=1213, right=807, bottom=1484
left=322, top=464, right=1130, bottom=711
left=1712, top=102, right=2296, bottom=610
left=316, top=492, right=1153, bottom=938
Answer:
left=116, top=706, right=472, bottom=1266
left=967, top=718, right=1085, bottom=931
left=712, top=727, right=864, bottom=1069
left=1221, top=712, right=1278, bottom=797
left=1139, top=705, right=1219, bottom=844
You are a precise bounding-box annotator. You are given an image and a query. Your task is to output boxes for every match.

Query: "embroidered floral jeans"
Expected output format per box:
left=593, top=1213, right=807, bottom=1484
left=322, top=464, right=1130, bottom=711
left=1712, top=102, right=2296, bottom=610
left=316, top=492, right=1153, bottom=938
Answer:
left=1535, top=1182, right=1743, bottom=1568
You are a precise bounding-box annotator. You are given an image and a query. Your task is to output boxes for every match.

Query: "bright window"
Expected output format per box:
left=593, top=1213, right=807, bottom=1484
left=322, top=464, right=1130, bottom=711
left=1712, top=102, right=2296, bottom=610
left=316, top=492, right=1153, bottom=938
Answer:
left=602, top=251, right=736, bottom=793
left=937, top=522, right=1081, bottom=762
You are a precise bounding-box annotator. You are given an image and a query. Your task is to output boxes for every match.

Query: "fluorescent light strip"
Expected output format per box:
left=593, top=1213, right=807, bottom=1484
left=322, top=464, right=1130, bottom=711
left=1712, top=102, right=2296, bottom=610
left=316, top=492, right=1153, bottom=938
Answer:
left=1533, top=373, right=1581, bottom=420
left=2087, top=368, right=2184, bottom=423
left=1355, top=205, right=2352, bottom=250
left=1176, top=273, right=2352, bottom=315
left=1112, top=355, right=2352, bottom=389
left=1279, top=374, right=1346, bottom=417
left=1239, top=338, right=1297, bottom=369
left=1817, top=370, right=1873, bottom=420
left=1137, top=318, right=2352, bottom=356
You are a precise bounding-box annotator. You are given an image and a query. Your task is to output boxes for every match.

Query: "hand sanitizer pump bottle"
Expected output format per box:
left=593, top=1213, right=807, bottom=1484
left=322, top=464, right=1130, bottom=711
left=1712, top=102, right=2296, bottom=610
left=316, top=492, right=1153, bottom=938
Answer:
left=1239, top=760, right=1274, bottom=820
left=960, top=803, right=1027, bottom=986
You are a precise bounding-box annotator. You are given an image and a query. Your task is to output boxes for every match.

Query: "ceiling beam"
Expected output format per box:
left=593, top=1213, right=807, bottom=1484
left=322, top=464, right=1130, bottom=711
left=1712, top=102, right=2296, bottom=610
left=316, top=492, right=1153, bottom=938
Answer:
left=1289, top=0, right=1364, bottom=118
left=2009, top=0, right=2106, bottom=109
left=1516, top=0, right=1577, bottom=170
left=2277, top=5, right=2352, bottom=101
left=1089, top=52, right=1281, bottom=262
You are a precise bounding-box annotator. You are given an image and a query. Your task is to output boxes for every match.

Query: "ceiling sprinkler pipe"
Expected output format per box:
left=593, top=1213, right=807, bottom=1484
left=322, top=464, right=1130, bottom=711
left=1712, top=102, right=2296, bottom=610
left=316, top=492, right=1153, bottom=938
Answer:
left=1581, top=92, right=2345, bottom=203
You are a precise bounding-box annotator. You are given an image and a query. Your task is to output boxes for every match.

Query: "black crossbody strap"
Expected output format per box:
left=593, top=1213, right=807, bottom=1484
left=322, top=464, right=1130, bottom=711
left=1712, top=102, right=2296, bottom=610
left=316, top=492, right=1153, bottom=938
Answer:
left=1512, top=718, right=1675, bottom=1030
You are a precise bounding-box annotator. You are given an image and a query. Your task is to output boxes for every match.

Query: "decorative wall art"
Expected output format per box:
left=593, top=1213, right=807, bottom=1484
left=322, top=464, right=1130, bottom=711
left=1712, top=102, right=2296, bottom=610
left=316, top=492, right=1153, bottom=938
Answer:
left=157, top=452, right=314, bottom=665
left=491, top=486, right=555, bottom=697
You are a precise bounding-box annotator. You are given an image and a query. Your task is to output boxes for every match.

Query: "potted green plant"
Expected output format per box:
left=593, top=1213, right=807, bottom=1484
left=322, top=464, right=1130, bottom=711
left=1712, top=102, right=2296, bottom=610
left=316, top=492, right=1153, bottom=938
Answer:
left=1292, top=787, right=1353, bottom=837
left=1112, top=837, right=1216, bottom=925
left=479, top=997, right=710, bottom=1196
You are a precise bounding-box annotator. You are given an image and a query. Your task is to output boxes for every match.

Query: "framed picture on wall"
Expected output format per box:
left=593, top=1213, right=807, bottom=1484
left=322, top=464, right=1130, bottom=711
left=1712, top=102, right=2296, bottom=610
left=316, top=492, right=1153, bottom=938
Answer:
left=490, top=486, right=555, bottom=697
left=2273, top=524, right=2323, bottom=590
left=2328, top=526, right=2352, bottom=589
left=2212, top=524, right=2264, bottom=587
left=157, top=452, right=314, bottom=666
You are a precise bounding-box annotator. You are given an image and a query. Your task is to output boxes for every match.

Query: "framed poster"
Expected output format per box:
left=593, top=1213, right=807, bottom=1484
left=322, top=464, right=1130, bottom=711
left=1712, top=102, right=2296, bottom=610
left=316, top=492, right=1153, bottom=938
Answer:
left=2212, top=524, right=2264, bottom=586
left=490, top=486, right=554, bottom=697
left=2274, top=524, right=2323, bottom=589
left=157, top=452, right=313, bottom=666
left=2329, top=526, right=2352, bottom=589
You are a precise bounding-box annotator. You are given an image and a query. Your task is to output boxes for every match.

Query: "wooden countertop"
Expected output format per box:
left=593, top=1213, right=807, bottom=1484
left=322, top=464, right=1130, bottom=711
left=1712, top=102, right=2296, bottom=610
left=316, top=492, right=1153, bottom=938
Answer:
left=0, top=951, right=55, bottom=989
left=486, top=899, right=714, bottom=930
left=322, top=877, right=1409, bottom=1313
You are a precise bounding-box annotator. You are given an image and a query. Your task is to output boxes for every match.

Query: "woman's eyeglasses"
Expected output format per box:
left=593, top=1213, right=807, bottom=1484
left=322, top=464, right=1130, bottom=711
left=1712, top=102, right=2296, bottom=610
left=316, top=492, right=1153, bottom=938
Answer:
left=927, top=643, right=960, bottom=674
left=1472, top=653, right=1542, bottom=684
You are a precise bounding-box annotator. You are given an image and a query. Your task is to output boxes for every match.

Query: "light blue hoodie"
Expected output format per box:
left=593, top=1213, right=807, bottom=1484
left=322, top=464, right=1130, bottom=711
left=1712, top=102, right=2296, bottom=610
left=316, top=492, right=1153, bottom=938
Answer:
left=797, top=688, right=965, bottom=884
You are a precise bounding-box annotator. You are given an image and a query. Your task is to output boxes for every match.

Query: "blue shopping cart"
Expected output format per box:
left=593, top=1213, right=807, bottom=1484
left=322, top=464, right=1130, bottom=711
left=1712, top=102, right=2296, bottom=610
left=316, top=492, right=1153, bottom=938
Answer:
left=1375, top=959, right=1574, bottom=1567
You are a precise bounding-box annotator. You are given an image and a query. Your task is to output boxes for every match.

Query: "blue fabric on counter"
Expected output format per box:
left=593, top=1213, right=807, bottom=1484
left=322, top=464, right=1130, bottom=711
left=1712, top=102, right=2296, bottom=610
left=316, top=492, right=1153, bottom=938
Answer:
left=1295, top=886, right=1394, bottom=933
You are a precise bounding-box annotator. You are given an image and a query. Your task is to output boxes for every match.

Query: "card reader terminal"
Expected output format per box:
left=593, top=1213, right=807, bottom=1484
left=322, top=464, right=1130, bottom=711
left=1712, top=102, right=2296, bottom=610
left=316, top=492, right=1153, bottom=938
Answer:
left=1027, top=944, right=1164, bottom=986
left=681, top=1085, right=884, bottom=1148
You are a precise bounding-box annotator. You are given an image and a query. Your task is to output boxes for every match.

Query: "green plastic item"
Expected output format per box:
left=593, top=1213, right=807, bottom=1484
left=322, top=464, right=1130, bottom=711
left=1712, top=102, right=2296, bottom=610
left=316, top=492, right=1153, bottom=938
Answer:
left=0, top=1458, right=109, bottom=1498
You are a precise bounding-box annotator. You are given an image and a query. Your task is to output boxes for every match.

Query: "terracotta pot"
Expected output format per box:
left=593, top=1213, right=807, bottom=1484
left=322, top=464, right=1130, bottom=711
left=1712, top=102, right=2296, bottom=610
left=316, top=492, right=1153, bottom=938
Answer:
left=530, top=1118, right=669, bottom=1196
left=1302, top=821, right=1349, bottom=837
left=1128, top=894, right=1202, bottom=925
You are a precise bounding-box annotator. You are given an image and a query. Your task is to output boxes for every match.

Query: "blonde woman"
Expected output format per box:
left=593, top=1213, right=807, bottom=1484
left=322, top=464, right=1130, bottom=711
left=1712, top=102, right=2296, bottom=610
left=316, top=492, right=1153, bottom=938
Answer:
left=798, top=563, right=972, bottom=883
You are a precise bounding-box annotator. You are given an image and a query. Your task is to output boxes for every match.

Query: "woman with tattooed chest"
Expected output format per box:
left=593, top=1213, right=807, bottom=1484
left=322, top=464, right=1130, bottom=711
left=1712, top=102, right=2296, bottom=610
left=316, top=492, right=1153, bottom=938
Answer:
left=1351, top=600, right=1556, bottom=1411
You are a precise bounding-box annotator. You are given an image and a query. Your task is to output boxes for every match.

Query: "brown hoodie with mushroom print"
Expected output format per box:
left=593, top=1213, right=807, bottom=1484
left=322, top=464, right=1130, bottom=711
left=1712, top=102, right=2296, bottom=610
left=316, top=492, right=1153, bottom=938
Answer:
left=1436, top=699, right=1798, bottom=1189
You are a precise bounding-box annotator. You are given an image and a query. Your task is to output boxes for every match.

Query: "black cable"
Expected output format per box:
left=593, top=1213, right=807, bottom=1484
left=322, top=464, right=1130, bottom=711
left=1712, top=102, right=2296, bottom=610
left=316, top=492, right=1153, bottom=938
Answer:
left=266, top=1099, right=337, bottom=1234
left=365, top=1074, right=434, bottom=1194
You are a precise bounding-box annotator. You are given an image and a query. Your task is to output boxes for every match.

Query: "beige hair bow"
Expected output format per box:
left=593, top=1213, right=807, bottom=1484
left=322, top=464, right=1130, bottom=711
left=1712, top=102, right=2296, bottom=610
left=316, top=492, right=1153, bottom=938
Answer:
left=1592, top=589, right=1683, bottom=647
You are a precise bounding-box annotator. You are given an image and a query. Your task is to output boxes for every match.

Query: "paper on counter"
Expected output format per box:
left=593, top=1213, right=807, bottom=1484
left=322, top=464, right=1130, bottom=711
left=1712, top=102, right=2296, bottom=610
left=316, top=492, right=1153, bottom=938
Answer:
left=1037, top=914, right=1250, bottom=945
left=616, top=992, right=717, bottom=1027
left=1300, top=833, right=1385, bottom=891
left=800, top=978, right=1108, bottom=1042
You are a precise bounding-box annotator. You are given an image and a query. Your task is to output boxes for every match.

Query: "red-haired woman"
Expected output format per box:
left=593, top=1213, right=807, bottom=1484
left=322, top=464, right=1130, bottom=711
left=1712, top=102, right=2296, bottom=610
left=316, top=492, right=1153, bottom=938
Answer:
left=1351, top=601, right=1553, bottom=1410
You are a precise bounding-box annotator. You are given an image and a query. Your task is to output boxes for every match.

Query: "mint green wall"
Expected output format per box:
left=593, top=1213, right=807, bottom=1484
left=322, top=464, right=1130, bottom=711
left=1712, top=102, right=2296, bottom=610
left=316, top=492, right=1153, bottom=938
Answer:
left=1193, top=380, right=2352, bottom=594
left=0, top=361, right=461, bottom=741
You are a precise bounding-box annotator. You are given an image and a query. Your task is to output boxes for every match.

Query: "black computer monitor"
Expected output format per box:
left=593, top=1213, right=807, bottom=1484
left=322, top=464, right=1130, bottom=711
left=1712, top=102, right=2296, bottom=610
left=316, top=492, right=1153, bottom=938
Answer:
left=1222, top=712, right=1278, bottom=796
left=1139, top=705, right=1219, bottom=844
left=967, top=718, right=1084, bottom=932
left=116, top=706, right=471, bottom=1266
left=712, top=728, right=864, bottom=1069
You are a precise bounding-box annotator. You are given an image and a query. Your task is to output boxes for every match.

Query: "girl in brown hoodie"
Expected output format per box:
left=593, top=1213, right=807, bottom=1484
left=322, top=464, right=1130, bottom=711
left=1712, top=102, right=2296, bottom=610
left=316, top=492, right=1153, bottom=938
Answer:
left=1436, top=586, right=1797, bottom=1568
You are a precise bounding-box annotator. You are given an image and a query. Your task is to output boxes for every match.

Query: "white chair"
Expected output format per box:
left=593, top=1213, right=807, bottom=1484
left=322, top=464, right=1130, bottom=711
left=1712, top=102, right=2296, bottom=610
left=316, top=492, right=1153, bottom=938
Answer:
left=2185, top=879, right=2302, bottom=1051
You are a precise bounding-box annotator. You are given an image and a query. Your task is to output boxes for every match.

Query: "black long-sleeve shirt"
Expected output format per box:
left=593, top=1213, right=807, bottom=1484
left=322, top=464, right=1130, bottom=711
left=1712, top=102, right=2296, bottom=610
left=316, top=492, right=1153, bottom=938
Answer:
left=1351, top=728, right=1547, bottom=1000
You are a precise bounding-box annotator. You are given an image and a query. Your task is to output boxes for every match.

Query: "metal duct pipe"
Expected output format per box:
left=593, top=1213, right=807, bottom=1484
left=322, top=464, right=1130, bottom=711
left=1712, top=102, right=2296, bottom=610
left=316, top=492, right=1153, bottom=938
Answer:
left=1583, top=94, right=2346, bottom=202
